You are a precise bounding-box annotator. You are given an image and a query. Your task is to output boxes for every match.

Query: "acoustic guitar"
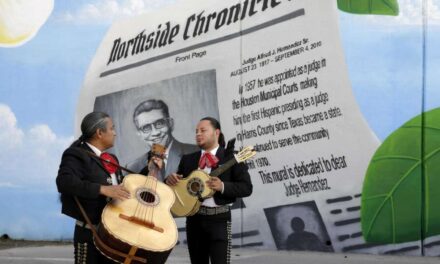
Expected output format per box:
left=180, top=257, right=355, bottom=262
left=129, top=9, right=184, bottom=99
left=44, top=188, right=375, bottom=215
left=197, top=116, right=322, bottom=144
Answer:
left=97, top=144, right=178, bottom=264
left=170, top=146, right=256, bottom=217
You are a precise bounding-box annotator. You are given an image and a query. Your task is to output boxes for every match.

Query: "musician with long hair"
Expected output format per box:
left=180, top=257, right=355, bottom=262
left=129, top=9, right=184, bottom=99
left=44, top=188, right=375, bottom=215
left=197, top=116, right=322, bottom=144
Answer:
left=56, top=112, right=130, bottom=263
left=166, top=117, right=253, bottom=264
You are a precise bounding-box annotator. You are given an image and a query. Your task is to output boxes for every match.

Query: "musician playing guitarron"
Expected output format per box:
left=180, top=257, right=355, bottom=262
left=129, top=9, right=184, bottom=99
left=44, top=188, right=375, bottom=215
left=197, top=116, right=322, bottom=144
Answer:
left=166, top=117, right=253, bottom=264
left=56, top=112, right=131, bottom=264
left=56, top=112, right=173, bottom=264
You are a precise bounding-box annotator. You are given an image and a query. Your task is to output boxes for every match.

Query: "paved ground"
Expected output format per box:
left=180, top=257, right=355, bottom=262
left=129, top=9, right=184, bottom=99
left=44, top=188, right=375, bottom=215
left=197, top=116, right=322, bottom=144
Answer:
left=0, top=245, right=439, bottom=264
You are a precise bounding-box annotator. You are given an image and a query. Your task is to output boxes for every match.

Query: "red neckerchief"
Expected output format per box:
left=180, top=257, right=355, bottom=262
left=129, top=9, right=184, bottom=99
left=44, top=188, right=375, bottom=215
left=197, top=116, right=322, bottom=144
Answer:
left=198, top=151, right=219, bottom=169
left=100, top=152, right=119, bottom=174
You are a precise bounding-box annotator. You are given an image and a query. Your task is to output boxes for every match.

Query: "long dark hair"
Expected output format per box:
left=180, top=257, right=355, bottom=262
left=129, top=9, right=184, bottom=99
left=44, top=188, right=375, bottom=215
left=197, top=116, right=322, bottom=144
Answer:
left=71, top=112, right=110, bottom=147
left=200, top=117, right=225, bottom=148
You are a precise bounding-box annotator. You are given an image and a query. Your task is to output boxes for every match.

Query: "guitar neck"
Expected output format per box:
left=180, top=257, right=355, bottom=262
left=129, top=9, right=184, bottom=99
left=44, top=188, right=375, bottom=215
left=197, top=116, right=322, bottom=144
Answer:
left=210, top=158, right=237, bottom=177
left=147, top=160, right=160, bottom=179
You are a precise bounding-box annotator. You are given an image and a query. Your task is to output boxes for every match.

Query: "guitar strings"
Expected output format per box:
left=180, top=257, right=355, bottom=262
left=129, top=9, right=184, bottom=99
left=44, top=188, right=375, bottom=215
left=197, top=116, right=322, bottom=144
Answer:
left=145, top=176, right=152, bottom=222
left=150, top=174, right=158, bottom=223
left=142, top=158, right=159, bottom=224
left=147, top=164, right=159, bottom=223
left=134, top=164, right=153, bottom=221
left=133, top=176, right=146, bottom=218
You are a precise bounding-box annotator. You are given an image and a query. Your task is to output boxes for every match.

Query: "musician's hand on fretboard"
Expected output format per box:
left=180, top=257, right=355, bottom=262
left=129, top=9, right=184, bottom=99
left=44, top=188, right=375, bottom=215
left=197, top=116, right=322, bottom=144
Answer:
left=206, top=176, right=223, bottom=192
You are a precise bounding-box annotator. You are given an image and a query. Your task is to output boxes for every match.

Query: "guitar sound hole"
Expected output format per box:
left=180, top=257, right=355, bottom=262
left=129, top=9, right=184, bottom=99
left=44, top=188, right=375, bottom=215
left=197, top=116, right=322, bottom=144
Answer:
left=140, top=191, right=156, bottom=203
left=187, top=178, right=205, bottom=196
left=190, top=182, right=200, bottom=192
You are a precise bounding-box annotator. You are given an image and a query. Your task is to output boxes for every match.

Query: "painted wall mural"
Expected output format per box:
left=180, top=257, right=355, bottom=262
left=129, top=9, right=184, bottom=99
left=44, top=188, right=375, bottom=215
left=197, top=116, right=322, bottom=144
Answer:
left=0, top=0, right=53, bottom=47
left=362, top=107, right=440, bottom=244
left=1, top=0, right=439, bottom=258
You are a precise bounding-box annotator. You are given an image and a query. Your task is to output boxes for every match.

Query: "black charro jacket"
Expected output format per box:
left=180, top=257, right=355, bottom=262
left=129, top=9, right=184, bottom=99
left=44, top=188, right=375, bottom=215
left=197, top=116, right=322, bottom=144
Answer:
left=56, top=141, right=123, bottom=224
left=177, top=147, right=253, bottom=205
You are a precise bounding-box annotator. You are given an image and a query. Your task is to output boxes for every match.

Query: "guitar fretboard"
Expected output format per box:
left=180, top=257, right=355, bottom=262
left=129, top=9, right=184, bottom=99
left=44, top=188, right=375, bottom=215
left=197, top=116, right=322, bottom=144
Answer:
left=210, top=158, right=237, bottom=177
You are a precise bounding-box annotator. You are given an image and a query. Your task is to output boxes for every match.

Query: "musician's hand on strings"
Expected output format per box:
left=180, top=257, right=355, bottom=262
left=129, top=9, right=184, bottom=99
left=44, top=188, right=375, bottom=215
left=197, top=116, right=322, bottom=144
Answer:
left=206, top=177, right=223, bottom=192
left=100, top=184, right=130, bottom=200
left=165, top=173, right=182, bottom=186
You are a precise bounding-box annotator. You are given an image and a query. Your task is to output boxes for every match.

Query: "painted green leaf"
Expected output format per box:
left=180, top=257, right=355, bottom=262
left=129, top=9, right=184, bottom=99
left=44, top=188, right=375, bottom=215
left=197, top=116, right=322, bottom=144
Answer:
left=361, top=107, right=440, bottom=244
left=337, top=0, right=399, bottom=16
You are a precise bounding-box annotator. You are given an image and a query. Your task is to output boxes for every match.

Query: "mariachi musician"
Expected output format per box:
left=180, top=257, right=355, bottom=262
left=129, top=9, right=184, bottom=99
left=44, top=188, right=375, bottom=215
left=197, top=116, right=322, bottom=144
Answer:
left=56, top=112, right=170, bottom=264
left=56, top=112, right=129, bottom=263
left=166, top=117, right=253, bottom=264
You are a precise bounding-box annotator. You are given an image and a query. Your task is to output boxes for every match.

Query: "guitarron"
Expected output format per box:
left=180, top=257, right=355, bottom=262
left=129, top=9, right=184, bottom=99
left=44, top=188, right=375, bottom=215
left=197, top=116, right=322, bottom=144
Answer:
left=170, top=146, right=256, bottom=217
left=97, top=144, right=178, bottom=264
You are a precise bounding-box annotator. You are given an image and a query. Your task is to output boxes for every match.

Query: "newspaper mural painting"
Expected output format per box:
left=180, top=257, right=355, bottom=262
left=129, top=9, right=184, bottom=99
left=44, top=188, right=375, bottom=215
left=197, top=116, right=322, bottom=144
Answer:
left=73, top=0, right=439, bottom=257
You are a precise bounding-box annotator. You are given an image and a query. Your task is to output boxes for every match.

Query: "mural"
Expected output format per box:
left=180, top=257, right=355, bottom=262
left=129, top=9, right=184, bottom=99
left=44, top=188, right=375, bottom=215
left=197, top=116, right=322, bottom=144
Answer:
left=264, top=201, right=334, bottom=252
left=362, top=107, right=440, bottom=244
left=0, top=0, right=53, bottom=47
left=0, top=0, right=439, bottom=258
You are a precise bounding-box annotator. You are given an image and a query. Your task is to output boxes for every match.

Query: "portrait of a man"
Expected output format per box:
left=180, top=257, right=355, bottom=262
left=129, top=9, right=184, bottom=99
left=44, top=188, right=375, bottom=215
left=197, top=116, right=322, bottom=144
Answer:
left=127, top=99, right=198, bottom=180
left=264, top=201, right=333, bottom=252
left=93, top=70, right=219, bottom=182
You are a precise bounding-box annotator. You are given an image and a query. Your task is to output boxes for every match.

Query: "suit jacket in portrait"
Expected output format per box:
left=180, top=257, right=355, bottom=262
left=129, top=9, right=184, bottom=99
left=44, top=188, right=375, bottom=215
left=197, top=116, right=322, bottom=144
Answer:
left=177, top=147, right=253, bottom=205
left=56, top=141, right=123, bottom=224
left=127, top=139, right=198, bottom=181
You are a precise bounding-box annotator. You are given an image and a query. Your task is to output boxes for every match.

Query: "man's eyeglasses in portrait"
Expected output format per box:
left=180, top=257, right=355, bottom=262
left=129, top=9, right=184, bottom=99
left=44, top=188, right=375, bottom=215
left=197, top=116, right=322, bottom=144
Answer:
left=138, top=118, right=170, bottom=134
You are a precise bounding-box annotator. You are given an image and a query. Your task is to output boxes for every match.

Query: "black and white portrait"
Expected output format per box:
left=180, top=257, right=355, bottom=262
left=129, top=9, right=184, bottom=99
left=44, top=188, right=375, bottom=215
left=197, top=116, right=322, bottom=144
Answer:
left=94, top=70, right=219, bottom=180
left=264, top=201, right=333, bottom=252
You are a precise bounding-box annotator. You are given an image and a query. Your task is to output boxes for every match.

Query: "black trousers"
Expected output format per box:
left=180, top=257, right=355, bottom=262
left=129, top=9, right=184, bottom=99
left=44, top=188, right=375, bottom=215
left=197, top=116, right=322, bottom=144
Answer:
left=186, top=212, right=232, bottom=264
left=73, top=225, right=115, bottom=264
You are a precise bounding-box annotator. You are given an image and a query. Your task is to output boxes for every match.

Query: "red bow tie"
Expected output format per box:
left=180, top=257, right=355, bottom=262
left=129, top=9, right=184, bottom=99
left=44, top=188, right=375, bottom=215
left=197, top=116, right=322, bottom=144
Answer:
left=100, top=152, right=119, bottom=174
left=198, top=152, right=219, bottom=169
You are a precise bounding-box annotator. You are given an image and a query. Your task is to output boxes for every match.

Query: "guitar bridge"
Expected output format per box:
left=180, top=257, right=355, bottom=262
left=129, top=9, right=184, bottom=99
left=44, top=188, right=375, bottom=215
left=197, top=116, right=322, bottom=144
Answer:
left=119, top=214, right=164, bottom=233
